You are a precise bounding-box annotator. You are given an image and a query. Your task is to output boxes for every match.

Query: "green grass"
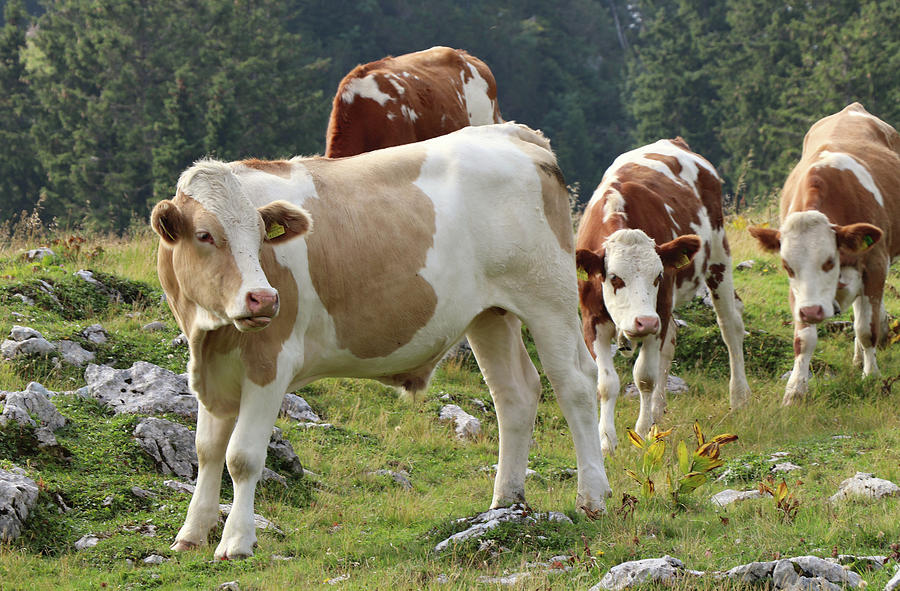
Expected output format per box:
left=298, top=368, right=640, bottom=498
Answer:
left=0, top=223, right=898, bottom=590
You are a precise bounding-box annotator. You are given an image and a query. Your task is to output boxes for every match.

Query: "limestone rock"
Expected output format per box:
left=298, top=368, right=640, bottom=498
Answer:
left=624, top=375, right=688, bottom=398
left=2, top=326, right=55, bottom=359
left=723, top=561, right=776, bottom=583
left=434, top=505, right=571, bottom=553
left=142, top=554, right=168, bottom=565
left=23, top=247, right=55, bottom=262
left=170, top=333, right=188, bottom=348
left=438, top=404, right=481, bottom=440
left=280, top=393, right=321, bottom=423
left=772, top=462, right=802, bottom=473
left=268, top=427, right=303, bottom=475
left=0, top=382, right=67, bottom=447
left=885, top=566, right=900, bottom=591
left=591, top=556, right=695, bottom=591
left=82, top=324, right=108, bottom=344
left=84, top=362, right=197, bottom=418
left=829, top=472, right=900, bottom=503
left=372, top=469, right=413, bottom=490
left=219, top=503, right=282, bottom=534
left=134, top=417, right=197, bottom=480
left=74, top=534, right=100, bottom=550
left=736, top=260, right=755, bottom=270
left=710, top=489, right=767, bottom=507
left=57, top=340, right=95, bottom=367
left=0, top=466, right=39, bottom=542
left=141, top=321, right=167, bottom=332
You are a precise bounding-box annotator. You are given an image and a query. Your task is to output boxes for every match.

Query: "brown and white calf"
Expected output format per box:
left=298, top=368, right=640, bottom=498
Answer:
left=575, top=138, right=751, bottom=452
left=324, top=46, right=502, bottom=158
left=749, top=103, right=900, bottom=404
left=151, top=123, right=610, bottom=559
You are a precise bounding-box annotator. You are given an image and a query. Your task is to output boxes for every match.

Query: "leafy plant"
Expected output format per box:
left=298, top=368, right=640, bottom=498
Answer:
left=758, top=475, right=801, bottom=522
left=668, top=422, right=738, bottom=505
left=625, top=424, right=673, bottom=499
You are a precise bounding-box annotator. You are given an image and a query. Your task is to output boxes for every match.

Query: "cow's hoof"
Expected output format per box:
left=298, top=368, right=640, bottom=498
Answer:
left=171, top=539, right=200, bottom=552
left=214, top=540, right=255, bottom=561
left=600, top=431, right=617, bottom=456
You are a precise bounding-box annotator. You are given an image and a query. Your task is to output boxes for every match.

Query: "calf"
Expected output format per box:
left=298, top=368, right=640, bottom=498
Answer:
left=325, top=46, right=502, bottom=157
left=151, top=123, right=610, bottom=559
left=575, top=138, right=751, bottom=452
left=749, top=103, right=900, bottom=404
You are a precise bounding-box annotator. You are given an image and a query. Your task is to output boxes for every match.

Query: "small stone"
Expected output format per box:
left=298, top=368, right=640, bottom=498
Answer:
left=477, top=572, right=530, bottom=585
left=772, top=462, right=801, bottom=473
left=280, top=393, right=321, bottom=423
left=217, top=582, right=241, bottom=591
left=885, top=566, right=900, bottom=591
left=170, top=333, right=188, bottom=347
left=141, top=321, right=167, bottom=332
left=57, top=340, right=95, bottom=367
left=130, top=486, right=156, bottom=500
left=23, top=247, right=55, bottom=262
left=591, top=556, right=695, bottom=591
left=12, top=294, right=34, bottom=306
left=82, top=324, right=108, bottom=344
left=142, top=554, right=168, bottom=565
left=102, top=495, right=114, bottom=507
left=710, top=489, right=767, bottom=507
left=736, top=260, right=755, bottom=270
left=0, top=467, right=40, bottom=542
left=373, top=469, right=413, bottom=490
left=438, top=404, right=481, bottom=440
left=163, top=480, right=196, bottom=494
left=829, top=472, right=900, bottom=503
left=74, top=534, right=100, bottom=550
left=623, top=375, right=688, bottom=398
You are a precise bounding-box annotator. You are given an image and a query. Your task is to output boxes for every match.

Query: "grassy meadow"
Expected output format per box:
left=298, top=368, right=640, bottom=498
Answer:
left=0, top=214, right=898, bottom=590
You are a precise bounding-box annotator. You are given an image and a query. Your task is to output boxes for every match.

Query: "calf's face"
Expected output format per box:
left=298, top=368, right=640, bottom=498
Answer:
left=577, top=229, right=701, bottom=340
left=749, top=211, right=881, bottom=324
left=152, top=194, right=310, bottom=332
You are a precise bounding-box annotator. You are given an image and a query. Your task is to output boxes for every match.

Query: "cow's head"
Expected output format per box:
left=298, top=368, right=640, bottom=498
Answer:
left=151, top=160, right=311, bottom=332
left=749, top=211, right=881, bottom=323
left=576, top=229, right=701, bottom=340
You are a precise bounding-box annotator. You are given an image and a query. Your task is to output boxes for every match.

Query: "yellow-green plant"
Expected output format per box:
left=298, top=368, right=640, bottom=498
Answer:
left=668, top=421, right=738, bottom=505
left=625, top=424, right=673, bottom=498
left=758, top=474, right=801, bottom=522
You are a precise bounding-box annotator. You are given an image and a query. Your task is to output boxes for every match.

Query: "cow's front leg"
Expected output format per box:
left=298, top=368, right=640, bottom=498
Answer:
left=633, top=335, right=661, bottom=437
left=215, top=383, right=286, bottom=560
left=852, top=294, right=881, bottom=377
left=172, top=405, right=235, bottom=551
left=784, top=322, right=816, bottom=405
left=651, top=320, right=677, bottom=425
left=593, top=322, right=619, bottom=455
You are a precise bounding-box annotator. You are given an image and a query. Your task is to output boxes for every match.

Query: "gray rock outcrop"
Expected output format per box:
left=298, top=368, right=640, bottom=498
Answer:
left=829, top=472, right=900, bottom=503
left=268, top=427, right=303, bottom=475
left=57, top=340, right=95, bottom=367
left=438, top=404, right=481, bottom=440
left=280, top=393, right=321, bottom=423
left=84, top=362, right=197, bottom=418
left=0, top=382, right=67, bottom=447
left=710, top=489, right=767, bottom=507
left=2, top=326, right=55, bottom=359
left=82, top=324, right=108, bottom=344
left=23, top=247, right=55, bottom=262
left=885, top=566, right=900, bottom=591
left=134, top=417, right=197, bottom=480
left=0, top=466, right=40, bottom=542
left=591, top=556, right=695, bottom=591
left=434, top=504, right=571, bottom=553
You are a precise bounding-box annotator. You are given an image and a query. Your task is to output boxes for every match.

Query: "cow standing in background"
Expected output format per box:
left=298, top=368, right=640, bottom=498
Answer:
left=151, top=123, right=610, bottom=559
left=575, top=138, right=751, bottom=453
left=749, top=103, right=900, bottom=405
left=325, top=46, right=502, bottom=158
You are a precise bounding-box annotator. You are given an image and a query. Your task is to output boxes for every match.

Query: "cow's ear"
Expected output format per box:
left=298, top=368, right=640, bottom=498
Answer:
left=151, top=200, right=184, bottom=245
left=575, top=248, right=605, bottom=280
left=748, top=226, right=781, bottom=252
left=836, top=222, right=882, bottom=254
left=259, top=200, right=312, bottom=244
left=657, top=234, right=701, bottom=270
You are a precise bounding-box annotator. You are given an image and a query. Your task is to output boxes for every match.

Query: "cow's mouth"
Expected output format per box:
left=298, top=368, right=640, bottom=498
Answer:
left=234, top=316, right=273, bottom=331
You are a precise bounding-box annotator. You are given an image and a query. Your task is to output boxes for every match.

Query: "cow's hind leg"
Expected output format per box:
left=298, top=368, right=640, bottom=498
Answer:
left=173, top=406, right=235, bottom=551
left=591, top=321, right=619, bottom=455
left=215, top=381, right=288, bottom=559
left=466, top=309, right=542, bottom=508
left=524, top=310, right=611, bottom=513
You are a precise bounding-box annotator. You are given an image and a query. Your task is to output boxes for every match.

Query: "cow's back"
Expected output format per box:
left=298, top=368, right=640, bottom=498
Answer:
left=782, top=103, right=900, bottom=256
left=325, top=46, right=502, bottom=158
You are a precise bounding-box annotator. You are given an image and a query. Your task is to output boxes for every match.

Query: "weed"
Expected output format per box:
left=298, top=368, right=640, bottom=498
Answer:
left=758, top=475, right=801, bottom=522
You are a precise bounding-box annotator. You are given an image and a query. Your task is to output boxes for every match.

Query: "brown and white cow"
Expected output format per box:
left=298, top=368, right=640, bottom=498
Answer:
left=324, top=46, right=502, bottom=158
left=575, top=138, right=751, bottom=452
left=749, top=103, right=900, bottom=404
left=151, top=123, right=610, bottom=559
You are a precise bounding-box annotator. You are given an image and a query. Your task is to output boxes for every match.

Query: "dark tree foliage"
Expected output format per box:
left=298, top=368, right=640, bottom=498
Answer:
left=0, top=0, right=897, bottom=231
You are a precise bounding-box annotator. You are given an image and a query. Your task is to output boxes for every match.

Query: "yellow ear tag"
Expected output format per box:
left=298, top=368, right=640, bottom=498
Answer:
left=576, top=268, right=589, bottom=281
left=267, top=223, right=286, bottom=240
left=859, top=235, right=874, bottom=251
left=675, top=252, right=691, bottom=269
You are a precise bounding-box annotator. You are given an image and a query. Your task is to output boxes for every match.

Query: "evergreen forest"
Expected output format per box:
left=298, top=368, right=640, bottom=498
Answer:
left=1, top=0, right=898, bottom=232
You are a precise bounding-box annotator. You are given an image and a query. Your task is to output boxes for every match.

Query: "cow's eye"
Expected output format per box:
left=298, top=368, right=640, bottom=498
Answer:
left=822, top=258, right=835, bottom=272
left=610, top=275, right=626, bottom=291
left=196, top=231, right=215, bottom=245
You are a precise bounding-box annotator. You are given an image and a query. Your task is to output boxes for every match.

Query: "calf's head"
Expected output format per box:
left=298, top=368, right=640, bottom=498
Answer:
left=151, top=160, right=311, bottom=332
left=749, top=211, right=881, bottom=324
left=576, top=229, right=701, bottom=340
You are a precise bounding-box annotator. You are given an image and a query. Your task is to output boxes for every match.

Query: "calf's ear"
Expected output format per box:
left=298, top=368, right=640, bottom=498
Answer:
left=657, top=234, right=701, bottom=270
left=575, top=248, right=605, bottom=280
left=836, top=222, right=882, bottom=254
left=748, top=226, right=781, bottom=252
left=151, top=200, right=184, bottom=245
left=259, top=200, right=312, bottom=244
